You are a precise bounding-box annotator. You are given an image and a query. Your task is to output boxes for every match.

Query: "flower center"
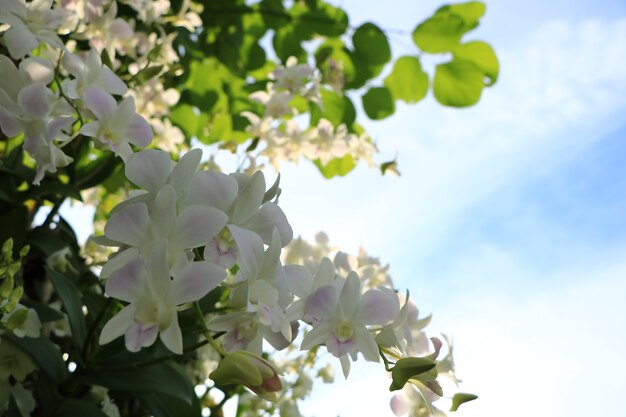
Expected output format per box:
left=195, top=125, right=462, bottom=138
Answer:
left=335, top=321, right=353, bottom=342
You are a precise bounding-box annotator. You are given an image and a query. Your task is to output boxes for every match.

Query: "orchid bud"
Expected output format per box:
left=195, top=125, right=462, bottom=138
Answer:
left=209, top=350, right=282, bottom=401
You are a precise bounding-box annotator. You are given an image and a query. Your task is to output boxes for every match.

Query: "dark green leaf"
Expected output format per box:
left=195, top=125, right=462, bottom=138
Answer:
left=453, top=40, right=499, bottom=85
left=362, top=87, right=395, bottom=120
left=20, top=299, right=65, bottom=323
left=450, top=393, right=478, bottom=411
left=389, top=357, right=437, bottom=391
left=0, top=204, right=28, bottom=251
left=7, top=334, right=68, bottom=384
left=75, top=155, right=119, bottom=190
left=18, top=180, right=82, bottom=202
left=80, top=362, right=195, bottom=404
left=384, top=56, right=429, bottom=104
left=55, top=399, right=109, bottom=417
left=433, top=59, right=484, bottom=107
left=352, top=23, right=390, bottom=65
left=273, top=25, right=306, bottom=62
left=46, top=267, right=87, bottom=352
left=137, top=392, right=202, bottom=417
left=313, top=155, right=356, bottom=179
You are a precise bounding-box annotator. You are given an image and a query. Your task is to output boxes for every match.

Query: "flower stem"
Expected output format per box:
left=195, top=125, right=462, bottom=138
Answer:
left=193, top=301, right=228, bottom=358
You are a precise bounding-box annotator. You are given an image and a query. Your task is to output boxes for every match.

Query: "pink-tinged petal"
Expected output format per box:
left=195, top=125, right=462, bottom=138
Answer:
left=151, top=184, right=176, bottom=239
left=185, top=170, right=238, bottom=211
left=338, top=272, right=361, bottom=319
left=0, top=55, right=21, bottom=98
left=305, top=285, right=337, bottom=321
left=124, top=321, right=158, bottom=352
left=170, top=261, right=226, bottom=305
left=353, top=325, right=379, bottom=362
left=104, top=202, right=150, bottom=247
left=359, top=288, right=397, bottom=326
left=17, top=83, right=50, bottom=119
left=112, top=142, right=133, bottom=162
left=203, top=238, right=235, bottom=269
left=83, top=87, right=116, bottom=121
left=315, top=257, right=336, bottom=287
left=160, top=314, right=183, bottom=354
left=109, top=18, right=133, bottom=39
left=105, top=257, right=145, bottom=303
left=172, top=205, right=228, bottom=249
left=127, top=114, right=153, bottom=148
left=4, top=25, right=38, bottom=59
left=112, top=96, right=135, bottom=127
left=20, top=57, right=54, bottom=85
left=300, top=320, right=333, bottom=350
left=283, top=265, right=313, bottom=299
left=242, top=202, right=292, bottom=246
left=100, top=247, right=140, bottom=279
left=99, top=304, right=135, bottom=345
left=125, top=149, right=172, bottom=193
left=229, top=224, right=264, bottom=281
left=390, top=393, right=411, bottom=417
left=229, top=171, right=265, bottom=224
left=168, top=148, right=201, bottom=196
left=99, top=66, right=127, bottom=95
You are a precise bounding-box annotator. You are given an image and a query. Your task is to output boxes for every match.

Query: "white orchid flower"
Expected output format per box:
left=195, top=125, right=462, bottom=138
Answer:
left=61, top=49, right=127, bottom=99
left=80, top=87, right=153, bottom=160
left=99, top=240, right=226, bottom=354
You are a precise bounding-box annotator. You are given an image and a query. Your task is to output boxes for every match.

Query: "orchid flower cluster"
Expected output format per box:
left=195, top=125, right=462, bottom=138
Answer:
left=241, top=57, right=379, bottom=171
left=0, top=0, right=485, bottom=416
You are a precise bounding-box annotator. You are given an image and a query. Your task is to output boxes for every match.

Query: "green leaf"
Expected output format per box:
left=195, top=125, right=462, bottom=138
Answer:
left=81, top=362, right=195, bottom=405
left=389, top=357, right=437, bottom=391
left=352, top=23, right=390, bottom=65
left=46, top=266, right=87, bottom=352
left=55, top=399, right=110, bottom=417
left=75, top=155, right=119, bottom=190
left=453, top=41, right=499, bottom=85
left=134, top=65, right=163, bottom=84
left=384, top=56, right=429, bottom=104
left=20, top=299, right=65, bottom=323
left=0, top=204, right=28, bottom=252
left=313, top=155, right=356, bottom=179
left=310, top=89, right=355, bottom=127
left=170, top=104, right=210, bottom=142
left=137, top=392, right=202, bottom=417
left=412, top=1, right=486, bottom=53
left=7, top=334, right=68, bottom=384
left=362, top=87, right=395, bottom=120
left=433, top=59, right=484, bottom=107
left=273, top=25, right=305, bottom=63
left=18, top=180, right=82, bottom=202
left=450, top=393, right=478, bottom=411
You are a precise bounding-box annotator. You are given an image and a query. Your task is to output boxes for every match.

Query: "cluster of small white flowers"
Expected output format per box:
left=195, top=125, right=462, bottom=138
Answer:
left=241, top=57, right=378, bottom=170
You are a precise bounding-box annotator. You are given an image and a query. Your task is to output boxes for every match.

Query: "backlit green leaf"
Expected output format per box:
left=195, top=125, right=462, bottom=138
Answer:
left=384, top=56, right=429, bottom=103
left=450, top=393, right=478, bottom=411
left=352, top=23, right=390, bottom=65
left=453, top=40, right=499, bottom=85
left=362, top=87, right=395, bottom=120
left=313, top=154, right=356, bottom=179
left=389, top=357, right=437, bottom=391
left=433, top=59, right=484, bottom=107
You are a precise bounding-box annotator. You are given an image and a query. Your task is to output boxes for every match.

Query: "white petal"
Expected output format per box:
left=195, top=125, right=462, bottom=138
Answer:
left=359, top=289, right=397, bottom=326
left=18, top=83, right=50, bottom=119
left=229, top=171, right=265, bottom=224
left=60, top=51, right=84, bottom=78
left=353, top=325, right=380, bottom=362
left=339, top=272, right=361, bottom=319
left=282, top=265, right=313, bottom=299
left=20, top=57, right=54, bottom=85
left=98, top=66, right=127, bottom=95
left=242, top=202, right=292, bottom=246
left=79, top=121, right=100, bottom=138
left=229, top=224, right=264, bottom=281
left=125, top=149, right=172, bottom=193
left=185, top=170, right=238, bottom=211
left=170, top=261, right=226, bottom=305
left=305, top=285, right=337, bottom=321
left=99, top=304, right=135, bottom=345
left=4, top=25, right=38, bottom=59
left=168, top=148, right=202, bottom=197
left=146, top=240, right=171, bottom=296
left=105, top=257, right=145, bottom=303
left=172, top=205, right=228, bottom=249
left=83, top=87, right=116, bottom=121
left=300, top=320, right=333, bottom=350
left=151, top=184, right=177, bottom=239
left=159, top=315, right=182, bottom=354
left=100, top=247, right=140, bottom=278
left=104, top=203, right=150, bottom=247
left=339, top=355, right=351, bottom=379
left=127, top=114, right=153, bottom=148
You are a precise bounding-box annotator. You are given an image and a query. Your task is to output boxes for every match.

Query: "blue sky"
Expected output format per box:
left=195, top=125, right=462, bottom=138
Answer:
left=277, top=1, right=626, bottom=416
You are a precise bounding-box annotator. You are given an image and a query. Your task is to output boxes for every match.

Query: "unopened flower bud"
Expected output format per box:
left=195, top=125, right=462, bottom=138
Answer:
left=210, top=351, right=282, bottom=401
left=2, top=239, right=13, bottom=257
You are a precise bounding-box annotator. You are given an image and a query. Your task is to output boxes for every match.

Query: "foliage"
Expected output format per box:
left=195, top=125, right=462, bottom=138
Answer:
left=0, top=0, right=498, bottom=416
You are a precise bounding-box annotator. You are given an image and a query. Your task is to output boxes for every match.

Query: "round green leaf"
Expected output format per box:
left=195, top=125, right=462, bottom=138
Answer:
left=352, top=22, right=391, bottom=65
left=384, top=56, right=429, bottom=104
left=313, top=154, right=357, bottom=179
left=273, top=25, right=305, bottom=63
left=362, top=86, right=395, bottom=120
left=433, top=59, right=484, bottom=107
left=444, top=1, right=486, bottom=28
left=453, top=40, right=499, bottom=85
left=412, top=13, right=465, bottom=53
